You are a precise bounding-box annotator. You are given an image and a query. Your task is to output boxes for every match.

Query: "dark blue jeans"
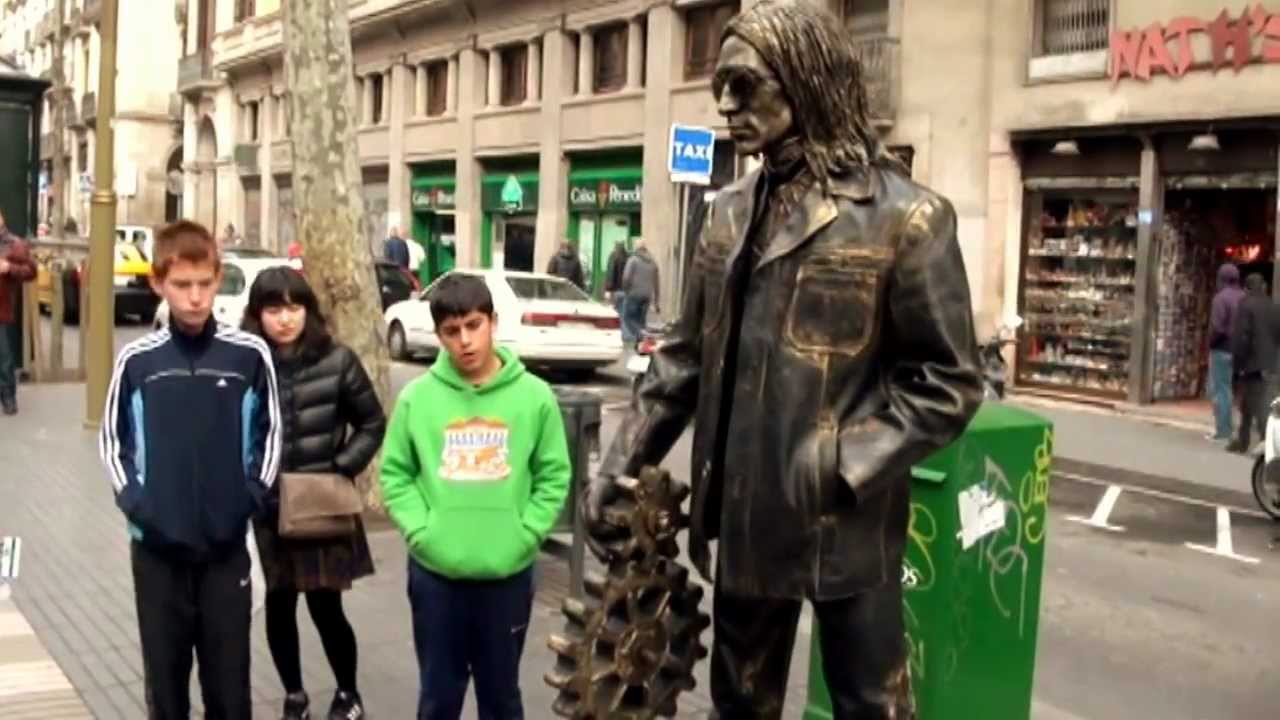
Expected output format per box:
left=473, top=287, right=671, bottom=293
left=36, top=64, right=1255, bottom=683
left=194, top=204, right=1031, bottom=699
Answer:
left=623, top=296, right=650, bottom=347
left=408, top=560, right=534, bottom=720
left=0, top=321, right=16, bottom=403
left=1209, top=350, right=1234, bottom=439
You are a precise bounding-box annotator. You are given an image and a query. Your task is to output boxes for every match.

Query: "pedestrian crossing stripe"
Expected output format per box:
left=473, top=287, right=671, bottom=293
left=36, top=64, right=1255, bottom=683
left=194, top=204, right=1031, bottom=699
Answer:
left=0, top=537, right=20, bottom=580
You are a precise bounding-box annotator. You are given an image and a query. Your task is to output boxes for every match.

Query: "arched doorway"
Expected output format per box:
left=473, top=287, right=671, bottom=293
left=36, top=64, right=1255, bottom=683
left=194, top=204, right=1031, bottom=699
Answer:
left=165, top=145, right=183, bottom=222
left=196, top=116, right=217, bottom=229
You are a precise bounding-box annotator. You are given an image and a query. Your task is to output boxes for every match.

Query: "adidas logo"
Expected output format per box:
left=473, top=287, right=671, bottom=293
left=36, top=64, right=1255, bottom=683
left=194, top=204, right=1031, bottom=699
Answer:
left=216, top=378, right=228, bottom=388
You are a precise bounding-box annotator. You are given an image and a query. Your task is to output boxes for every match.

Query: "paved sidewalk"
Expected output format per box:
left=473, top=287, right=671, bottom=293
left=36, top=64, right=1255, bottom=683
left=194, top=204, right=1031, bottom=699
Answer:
left=0, top=382, right=809, bottom=719
left=0, top=595, right=92, bottom=719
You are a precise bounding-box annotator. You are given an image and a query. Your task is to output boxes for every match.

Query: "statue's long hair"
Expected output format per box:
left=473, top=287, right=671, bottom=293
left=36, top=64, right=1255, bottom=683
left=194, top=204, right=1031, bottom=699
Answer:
left=723, top=1, right=897, bottom=187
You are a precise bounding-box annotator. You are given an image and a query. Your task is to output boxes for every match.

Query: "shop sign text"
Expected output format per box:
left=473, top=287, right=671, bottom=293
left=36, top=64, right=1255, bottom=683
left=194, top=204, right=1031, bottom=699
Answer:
left=1111, top=4, right=1280, bottom=84
left=570, top=180, right=643, bottom=211
left=412, top=187, right=456, bottom=211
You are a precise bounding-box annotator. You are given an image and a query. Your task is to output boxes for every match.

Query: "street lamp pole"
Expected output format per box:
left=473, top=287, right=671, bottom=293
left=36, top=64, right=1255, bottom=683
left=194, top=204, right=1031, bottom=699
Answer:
left=83, top=0, right=118, bottom=429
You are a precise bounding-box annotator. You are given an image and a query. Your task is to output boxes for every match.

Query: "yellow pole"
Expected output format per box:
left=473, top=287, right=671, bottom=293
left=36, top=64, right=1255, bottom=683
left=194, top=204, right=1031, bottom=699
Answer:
left=83, top=0, right=117, bottom=429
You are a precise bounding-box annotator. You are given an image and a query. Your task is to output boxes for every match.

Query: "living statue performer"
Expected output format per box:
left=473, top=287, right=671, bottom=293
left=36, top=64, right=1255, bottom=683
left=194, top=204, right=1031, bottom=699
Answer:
left=583, top=2, right=984, bottom=718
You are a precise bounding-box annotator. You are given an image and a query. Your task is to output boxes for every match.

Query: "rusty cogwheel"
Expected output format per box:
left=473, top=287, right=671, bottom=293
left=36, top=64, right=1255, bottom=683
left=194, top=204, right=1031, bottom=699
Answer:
left=546, top=467, right=710, bottom=719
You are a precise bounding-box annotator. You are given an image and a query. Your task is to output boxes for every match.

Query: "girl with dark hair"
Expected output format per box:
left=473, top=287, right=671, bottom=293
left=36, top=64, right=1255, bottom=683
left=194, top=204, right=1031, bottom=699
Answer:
left=243, top=267, right=385, bottom=720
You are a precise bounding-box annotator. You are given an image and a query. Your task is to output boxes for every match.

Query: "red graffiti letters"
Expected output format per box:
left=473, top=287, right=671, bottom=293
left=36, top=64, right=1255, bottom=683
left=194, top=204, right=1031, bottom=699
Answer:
left=1110, top=4, right=1280, bottom=83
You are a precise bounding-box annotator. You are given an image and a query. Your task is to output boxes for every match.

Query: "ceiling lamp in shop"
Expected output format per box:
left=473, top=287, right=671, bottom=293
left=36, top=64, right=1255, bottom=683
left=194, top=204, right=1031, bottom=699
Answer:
left=1188, top=132, right=1221, bottom=152
left=1050, top=140, right=1081, bottom=156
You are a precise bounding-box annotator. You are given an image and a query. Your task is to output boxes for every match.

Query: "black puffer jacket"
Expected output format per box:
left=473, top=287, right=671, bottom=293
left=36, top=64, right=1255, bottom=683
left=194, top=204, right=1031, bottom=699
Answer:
left=275, top=342, right=385, bottom=478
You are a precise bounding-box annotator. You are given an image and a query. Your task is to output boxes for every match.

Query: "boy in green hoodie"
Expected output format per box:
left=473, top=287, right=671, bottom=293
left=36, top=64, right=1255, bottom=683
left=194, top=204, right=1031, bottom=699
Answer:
left=380, top=272, right=571, bottom=720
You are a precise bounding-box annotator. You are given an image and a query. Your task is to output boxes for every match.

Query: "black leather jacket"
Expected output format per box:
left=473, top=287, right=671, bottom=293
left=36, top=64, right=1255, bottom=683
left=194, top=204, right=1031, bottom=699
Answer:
left=275, top=342, right=386, bottom=478
left=600, top=164, right=982, bottom=600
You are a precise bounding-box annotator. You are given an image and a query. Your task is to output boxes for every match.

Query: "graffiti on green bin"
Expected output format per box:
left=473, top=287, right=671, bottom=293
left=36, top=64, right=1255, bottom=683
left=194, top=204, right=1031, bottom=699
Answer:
left=902, top=503, right=936, bottom=681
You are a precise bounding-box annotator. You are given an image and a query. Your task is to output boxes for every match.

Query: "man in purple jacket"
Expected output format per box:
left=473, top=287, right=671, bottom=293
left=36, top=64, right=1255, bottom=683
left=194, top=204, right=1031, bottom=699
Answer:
left=1209, top=263, right=1246, bottom=441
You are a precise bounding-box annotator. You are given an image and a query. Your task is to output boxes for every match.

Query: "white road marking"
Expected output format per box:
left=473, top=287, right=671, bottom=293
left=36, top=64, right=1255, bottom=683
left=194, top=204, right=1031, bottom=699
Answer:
left=1056, top=470, right=1268, bottom=519
left=1186, top=507, right=1260, bottom=565
left=1066, top=484, right=1127, bottom=532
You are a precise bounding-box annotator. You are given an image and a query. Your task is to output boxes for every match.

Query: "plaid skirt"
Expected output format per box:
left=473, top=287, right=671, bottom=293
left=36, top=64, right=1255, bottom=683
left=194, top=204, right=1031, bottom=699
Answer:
left=253, top=516, right=375, bottom=593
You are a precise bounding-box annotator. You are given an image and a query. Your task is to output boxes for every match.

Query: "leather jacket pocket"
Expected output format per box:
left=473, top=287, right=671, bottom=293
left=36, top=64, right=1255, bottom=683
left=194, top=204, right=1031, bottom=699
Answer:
left=785, top=259, right=881, bottom=356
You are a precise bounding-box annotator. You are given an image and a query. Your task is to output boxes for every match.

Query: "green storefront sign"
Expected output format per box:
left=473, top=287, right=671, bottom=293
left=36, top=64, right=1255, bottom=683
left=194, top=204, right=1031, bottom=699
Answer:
left=411, top=184, right=456, bottom=211
left=482, top=172, right=539, bottom=213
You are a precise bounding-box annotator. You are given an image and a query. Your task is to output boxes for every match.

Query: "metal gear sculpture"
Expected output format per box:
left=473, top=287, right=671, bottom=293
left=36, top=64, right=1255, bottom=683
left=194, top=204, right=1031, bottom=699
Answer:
left=546, top=466, right=711, bottom=719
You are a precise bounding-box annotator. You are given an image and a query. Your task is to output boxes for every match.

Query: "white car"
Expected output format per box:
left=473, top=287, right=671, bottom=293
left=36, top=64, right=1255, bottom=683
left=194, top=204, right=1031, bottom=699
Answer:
left=385, top=269, right=624, bottom=374
left=153, top=256, right=301, bottom=329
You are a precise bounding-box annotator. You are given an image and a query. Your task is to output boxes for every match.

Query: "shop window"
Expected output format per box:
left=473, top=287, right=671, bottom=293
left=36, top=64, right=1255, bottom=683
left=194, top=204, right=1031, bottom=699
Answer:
left=426, top=60, right=448, bottom=116
left=841, top=0, right=889, bottom=37
left=593, top=23, right=628, bottom=94
left=370, top=73, right=385, bottom=125
left=1019, top=192, right=1138, bottom=398
left=1034, top=0, right=1109, bottom=57
left=77, top=140, right=86, bottom=170
left=500, top=44, right=528, bottom=106
left=684, top=1, right=738, bottom=80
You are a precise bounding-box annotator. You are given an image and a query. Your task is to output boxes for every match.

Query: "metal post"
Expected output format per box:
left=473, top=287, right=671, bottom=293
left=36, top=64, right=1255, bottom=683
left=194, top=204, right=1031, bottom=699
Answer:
left=1129, top=135, right=1161, bottom=406
left=83, top=0, right=118, bottom=429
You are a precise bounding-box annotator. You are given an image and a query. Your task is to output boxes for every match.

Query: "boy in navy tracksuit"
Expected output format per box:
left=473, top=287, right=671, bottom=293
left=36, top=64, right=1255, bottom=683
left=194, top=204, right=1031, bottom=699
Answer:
left=99, top=220, right=281, bottom=719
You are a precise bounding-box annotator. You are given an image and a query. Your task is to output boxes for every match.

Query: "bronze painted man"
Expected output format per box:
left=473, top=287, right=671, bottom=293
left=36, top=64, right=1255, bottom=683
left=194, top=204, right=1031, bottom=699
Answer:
left=583, top=3, right=983, bottom=719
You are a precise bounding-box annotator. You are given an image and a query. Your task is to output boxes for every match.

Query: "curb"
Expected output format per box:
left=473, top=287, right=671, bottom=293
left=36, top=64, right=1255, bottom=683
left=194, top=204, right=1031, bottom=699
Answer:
left=1055, top=457, right=1259, bottom=513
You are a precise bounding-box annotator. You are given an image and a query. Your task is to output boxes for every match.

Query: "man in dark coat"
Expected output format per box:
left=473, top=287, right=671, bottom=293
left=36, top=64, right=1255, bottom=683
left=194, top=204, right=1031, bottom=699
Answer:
left=546, top=240, right=586, bottom=290
left=0, top=210, right=37, bottom=415
left=384, top=226, right=410, bottom=270
left=603, top=242, right=631, bottom=316
left=1229, top=273, right=1280, bottom=452
left=582, top=3, right=982, bottom=718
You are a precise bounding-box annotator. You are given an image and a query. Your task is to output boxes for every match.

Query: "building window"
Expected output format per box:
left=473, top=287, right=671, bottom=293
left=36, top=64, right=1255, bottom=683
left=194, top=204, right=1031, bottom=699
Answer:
left=841, top=0, right=889, bottom=36
left=245, top=100, right=260, bottom=142
left=370, top=73, right=385, bottom=124
left=426, top=60, right=448, bottom=116
left=499, top=44, right=528, bottom=106
left=593, top=23, right=628, bottom=94
left=1035, top=0, right=1109, bottom=56
left=684, top=1, right=738, bottom=80
left=234, top=0, right=255, bottom=23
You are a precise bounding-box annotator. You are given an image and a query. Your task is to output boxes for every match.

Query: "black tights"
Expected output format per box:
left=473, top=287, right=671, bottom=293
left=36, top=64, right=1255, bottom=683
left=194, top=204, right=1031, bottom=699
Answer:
left=265, top=588, right=358, bottom=695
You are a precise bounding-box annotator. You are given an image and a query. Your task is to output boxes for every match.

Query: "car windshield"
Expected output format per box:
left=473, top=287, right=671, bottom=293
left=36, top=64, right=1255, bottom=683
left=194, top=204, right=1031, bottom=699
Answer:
left=505, top=276, right=589, bottom=302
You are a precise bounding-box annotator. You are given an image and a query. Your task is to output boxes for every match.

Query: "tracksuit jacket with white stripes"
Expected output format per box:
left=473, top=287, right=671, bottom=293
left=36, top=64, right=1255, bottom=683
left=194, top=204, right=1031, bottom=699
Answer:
left=99, top=318, right=282, bottom=559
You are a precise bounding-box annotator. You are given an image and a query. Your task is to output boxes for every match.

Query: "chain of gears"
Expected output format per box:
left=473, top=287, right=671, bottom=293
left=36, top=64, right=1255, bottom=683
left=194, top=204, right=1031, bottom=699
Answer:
left=546, top=466, right=712, bottom=719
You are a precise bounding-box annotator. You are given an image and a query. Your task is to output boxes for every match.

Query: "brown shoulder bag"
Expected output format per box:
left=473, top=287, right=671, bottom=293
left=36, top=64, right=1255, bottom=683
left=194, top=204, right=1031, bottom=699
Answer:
left=277, top=473, right=363, bottom=540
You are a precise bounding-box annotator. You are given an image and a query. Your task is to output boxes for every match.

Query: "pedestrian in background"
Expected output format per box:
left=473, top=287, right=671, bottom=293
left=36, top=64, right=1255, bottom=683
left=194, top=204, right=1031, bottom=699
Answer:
left=603, top=241, right=631, bottom=318
left=380, top=273, right=571, bottom=720
left=0, top=210, right=36, bottom=416
left=1229, top=272, right=1280, bottom=453
left=546, top=239, right=586, bottom=290
left=1208, top=262, right=1245, bottom=442
left=384, top=226, right=410, bottom=270
left=100, top=220, right=281, bottom=719
left=242, top=267, right=385, bottom=720
left=621, top=239, right=660, bottom=346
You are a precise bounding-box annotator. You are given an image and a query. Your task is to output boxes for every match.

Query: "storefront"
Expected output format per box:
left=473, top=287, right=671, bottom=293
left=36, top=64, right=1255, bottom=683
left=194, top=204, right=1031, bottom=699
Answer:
left=362, top=166, right=390, bottom=259
left=480, top=160, right=539, bottom=271
left=1014, top=126, right=1279, bottom=406
left=409, top=164, right=457, bottom=283
left=567, top=151, right=644, bottom=297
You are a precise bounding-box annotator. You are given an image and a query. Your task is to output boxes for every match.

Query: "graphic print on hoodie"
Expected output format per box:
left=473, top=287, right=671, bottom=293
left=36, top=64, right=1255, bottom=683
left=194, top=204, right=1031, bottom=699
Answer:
left=380, top=346, right=572, bottom=580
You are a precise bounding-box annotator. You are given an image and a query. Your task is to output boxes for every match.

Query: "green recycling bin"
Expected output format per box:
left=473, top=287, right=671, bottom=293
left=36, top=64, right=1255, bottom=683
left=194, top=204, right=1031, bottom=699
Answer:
left=804, top=402, right=1053, bottom=720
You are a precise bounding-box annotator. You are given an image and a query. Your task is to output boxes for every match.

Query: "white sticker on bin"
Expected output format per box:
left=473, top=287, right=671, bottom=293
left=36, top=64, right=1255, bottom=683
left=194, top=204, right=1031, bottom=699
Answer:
left=957, top=483, right=1006, bottom=550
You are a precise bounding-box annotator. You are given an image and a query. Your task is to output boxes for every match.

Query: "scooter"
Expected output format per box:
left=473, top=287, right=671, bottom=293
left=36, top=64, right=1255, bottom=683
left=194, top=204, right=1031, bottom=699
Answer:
left=1250, top=399, right=1280, bottom=520
left=980, top=316, right=1023, bottom=400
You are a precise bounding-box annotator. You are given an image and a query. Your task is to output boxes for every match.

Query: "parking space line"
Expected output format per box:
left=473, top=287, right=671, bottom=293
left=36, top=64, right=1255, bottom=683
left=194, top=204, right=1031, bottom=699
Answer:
left=1055, top=470, right=1269, bottom=520
left=1186, top=507, right=1261, bottom=565
left=1065, top=484, right=1127, bottom=532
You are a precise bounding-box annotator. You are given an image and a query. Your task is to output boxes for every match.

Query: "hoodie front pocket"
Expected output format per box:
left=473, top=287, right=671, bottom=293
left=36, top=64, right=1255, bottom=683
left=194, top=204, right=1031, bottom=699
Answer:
left=420, top=506, right=537, bottom=579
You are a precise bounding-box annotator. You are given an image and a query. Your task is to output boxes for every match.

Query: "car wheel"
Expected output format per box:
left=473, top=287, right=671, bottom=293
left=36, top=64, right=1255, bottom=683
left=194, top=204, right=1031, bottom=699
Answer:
left=388, top=322, right=410, bottom=361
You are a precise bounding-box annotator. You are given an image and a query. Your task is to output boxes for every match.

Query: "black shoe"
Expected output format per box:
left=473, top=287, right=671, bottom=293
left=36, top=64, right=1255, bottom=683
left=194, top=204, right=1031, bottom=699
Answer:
left=329, top=690, right=364, bottom=720
left=1, top=398, right=15, bottom=416
left=1226, top=441, right=1248, bottom=454
left=282, top=691, right=310, bottom=720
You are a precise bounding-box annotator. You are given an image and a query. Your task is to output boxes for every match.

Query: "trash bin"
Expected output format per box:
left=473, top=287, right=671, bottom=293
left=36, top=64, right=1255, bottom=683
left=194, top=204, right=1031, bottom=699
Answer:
left=804, top=402, right=1053, bottom=720
left=552, top=387, right=602, bottom=598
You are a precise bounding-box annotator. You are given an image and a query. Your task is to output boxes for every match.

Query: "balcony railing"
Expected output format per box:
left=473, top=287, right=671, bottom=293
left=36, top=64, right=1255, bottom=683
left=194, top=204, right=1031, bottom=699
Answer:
left=81, top=92, right=95, bottom=124
left=178, top=50, right=218, bottom=94
left=851, top=34, right=901, bottom=126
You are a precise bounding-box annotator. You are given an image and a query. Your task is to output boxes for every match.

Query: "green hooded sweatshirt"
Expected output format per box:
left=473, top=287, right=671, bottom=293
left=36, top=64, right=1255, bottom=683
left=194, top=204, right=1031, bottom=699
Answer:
left=380, top=347, right=571, bottom=580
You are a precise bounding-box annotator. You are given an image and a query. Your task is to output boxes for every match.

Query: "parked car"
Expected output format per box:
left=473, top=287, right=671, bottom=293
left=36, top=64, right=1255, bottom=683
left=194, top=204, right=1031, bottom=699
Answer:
left=384, top=269, right=623, bottom=375
left=38, top=241, right=157, bottom=324
left=153, top=256, right=301, bottom=329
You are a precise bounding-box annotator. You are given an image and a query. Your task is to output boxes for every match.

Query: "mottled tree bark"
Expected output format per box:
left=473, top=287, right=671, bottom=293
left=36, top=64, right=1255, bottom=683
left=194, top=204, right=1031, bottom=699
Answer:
left=49, top=0, right=67, bottom=234
left=282, top=0, right=391, bottom=511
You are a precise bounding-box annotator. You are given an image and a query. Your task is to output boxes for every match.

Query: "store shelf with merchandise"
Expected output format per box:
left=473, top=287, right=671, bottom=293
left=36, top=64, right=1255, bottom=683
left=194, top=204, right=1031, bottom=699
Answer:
left=1017, top=195, right=1140, bottom=398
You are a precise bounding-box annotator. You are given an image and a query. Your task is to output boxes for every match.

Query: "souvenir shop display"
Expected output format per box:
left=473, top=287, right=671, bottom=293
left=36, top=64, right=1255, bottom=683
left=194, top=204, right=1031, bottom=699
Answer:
left=1151, top=213, right=1214, bottom=401
left=1018, top=196, right=1138, bottom=396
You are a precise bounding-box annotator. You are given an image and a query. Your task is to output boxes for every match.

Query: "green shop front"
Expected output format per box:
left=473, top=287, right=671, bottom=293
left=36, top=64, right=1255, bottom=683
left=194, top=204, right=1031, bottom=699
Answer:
left=481, top=162, right=539, bottom=272
left=568, top=153, right=643, bottom=297
left=409, top=164, right=458, bottom=284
